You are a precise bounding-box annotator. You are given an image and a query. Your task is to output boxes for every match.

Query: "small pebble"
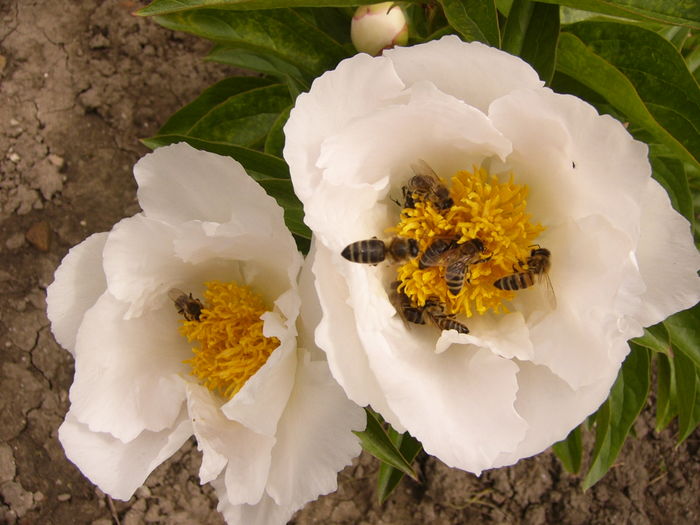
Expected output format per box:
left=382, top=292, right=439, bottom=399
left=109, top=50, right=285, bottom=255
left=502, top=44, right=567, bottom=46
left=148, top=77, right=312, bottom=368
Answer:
left=57, top=493, right=71, bottom=502
left=8, top=152, right=20, bottom=163
left=25, top=221, right=52, bottom=251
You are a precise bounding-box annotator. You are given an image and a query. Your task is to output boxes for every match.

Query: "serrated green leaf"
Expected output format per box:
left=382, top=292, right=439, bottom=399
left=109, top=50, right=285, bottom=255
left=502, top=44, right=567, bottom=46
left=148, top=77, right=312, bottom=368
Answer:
left=376, top=429, right=422, bottom=504
left=582, top=345, right=650, bottom=489
left=557, top=22, right=700, bottom=169
left=537, top=0, right=700, bottom=28
left=206, top=45, right=309, bottom=89
left=354, top=408, right=419, bottom=482
left=138, top=0, right=392, bottom=16
left=265, top=106, right=291, bottom=157
left=664, top=304, right=700, bottom=370
left=655, top=352, right=677, bottom=431
left=439, top=0, right=501, bottom=46
left=153, top=8, right=349, bottom=78
left=650, top=155, right=695, bottom=226
left=632, top=322, right=671, bottom=355
left=552, top=425, right=582, bottom=474
left=502, top=1, right=559, bottom=84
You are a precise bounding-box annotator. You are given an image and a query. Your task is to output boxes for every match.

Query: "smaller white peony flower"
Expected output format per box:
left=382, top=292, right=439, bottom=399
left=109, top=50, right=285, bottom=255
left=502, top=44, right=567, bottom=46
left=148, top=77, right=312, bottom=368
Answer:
left=283, top=36, right=700, bottom=475
left=351, top=2, right=409, bottom=56
left=47, top=143, right=364, bottom=524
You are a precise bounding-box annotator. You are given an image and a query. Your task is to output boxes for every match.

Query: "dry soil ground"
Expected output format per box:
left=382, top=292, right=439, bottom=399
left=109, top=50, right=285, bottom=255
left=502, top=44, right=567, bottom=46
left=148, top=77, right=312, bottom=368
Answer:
left=1, top=1, right=699, bottom=524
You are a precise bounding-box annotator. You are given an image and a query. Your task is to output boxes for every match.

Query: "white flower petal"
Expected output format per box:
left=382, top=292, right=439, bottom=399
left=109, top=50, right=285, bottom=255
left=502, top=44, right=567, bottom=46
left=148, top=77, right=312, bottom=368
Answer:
left=302, top=80, right=511, bottom=239
left=366, top=337, right=526, bottom=473
left=70, top=292, right=190, bottom=442
left=284, top=53, right=406, bottom=204
left=58, top=407, right=192, bottom=501
left=384, top=35, right=543, bottom=113
left=102, top=214, right=185, bottom=319
left=47, top=232, right=108, bottom=355
left=221, top=342, right=297, bottom=438
left=492, top=357, right=623, bottom=467
left=135, top=143, right=283, bottom=226
left=488, top=87, right=650, bottom=238
left=312, top=242, right=404, bottom=428
left=213, top=479, right=297, bottom=525
left=186, top=383, right=275, bottom=503
left=266, top=353, right=364, bottom=508
left=633, top=179, right=700, bottom=327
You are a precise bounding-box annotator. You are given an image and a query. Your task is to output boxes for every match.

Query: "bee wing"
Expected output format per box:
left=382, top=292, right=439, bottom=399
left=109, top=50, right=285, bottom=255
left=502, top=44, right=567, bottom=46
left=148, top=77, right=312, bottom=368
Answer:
left=167, top=288, right=186, bottom=302
left=536, top=272, right=557, bottom=309
left=411, top=159, right=440, bottom=181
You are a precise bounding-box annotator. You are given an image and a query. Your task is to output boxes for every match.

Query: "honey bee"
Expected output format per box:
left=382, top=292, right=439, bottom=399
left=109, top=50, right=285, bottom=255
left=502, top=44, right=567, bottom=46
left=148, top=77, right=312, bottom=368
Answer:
left=341, top=237, right=419, bottom=265
left=493, top=247, right=556, bottom=308
left=388, top=281, right=425, bottom=325
left=423, top=298, right=469, bottom=334
left=168, top=288, right=204, bottom=321
left=419, top=238, right=488, bottom=296
left=404, top=159, right=454, bottom=210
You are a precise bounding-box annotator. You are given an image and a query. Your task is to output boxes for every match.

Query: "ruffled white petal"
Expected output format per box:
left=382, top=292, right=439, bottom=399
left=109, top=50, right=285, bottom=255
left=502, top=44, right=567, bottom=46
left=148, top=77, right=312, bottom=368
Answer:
left=70, top=292, right=190, bottom=442
left=58, top=407, right=192, bottom=501
left=633, top=179, right=700, bottom=327
left=213, top=478, right=297, bottom=525
left=186, top=383, right=275, bottom=504
left=312, top=242, right=404, bottom=429
left=221, top=342, right=297, bottom=438
left=135, top=143, right=284, bottom=227
left=266, top=352, right=364, bottom=508
left=488, top=88, right=650, bottom=239
left=384, top=35, right=543, bottom=113
left=284, top=53, right=406, bottom=204
left=47, top=232, right=108, bottom=355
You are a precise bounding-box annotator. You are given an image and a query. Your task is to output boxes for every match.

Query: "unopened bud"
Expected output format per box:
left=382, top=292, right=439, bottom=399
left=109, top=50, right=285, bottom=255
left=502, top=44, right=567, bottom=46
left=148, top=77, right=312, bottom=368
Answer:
left=351, top=2, right=408, bottom=56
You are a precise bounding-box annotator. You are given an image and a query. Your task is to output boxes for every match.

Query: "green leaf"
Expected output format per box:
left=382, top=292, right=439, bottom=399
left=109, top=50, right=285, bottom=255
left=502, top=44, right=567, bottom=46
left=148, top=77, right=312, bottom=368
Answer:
left=650, top=155, right=696, bottom=226
left=632, top=322, right=671, bottom=355
left=502, top=1, right=560, bottom=84
left=141, top=134, right=290, bottom=179
left=552, top=425, right=582, bottom=474
left=557, top=22, right=700, bottom=169
left=672, top=349, right=700, bottom=443
left=265, top=106, right=291, bottom=158
left=664, top=304, right=700, bottom=370
left=206, top=45, right=309, bottom=90
left=376, top=429, right=422, bottom=504
left=438, top=0, right=501, bottom=47
left=139, top=0, right=396, bottom=16
left=354, top=408, right=419, bottom=482
left=582, top=345, right=650, bottom=489
left=153, top=8, right=349, bottom=78
left=156, top=78, right=291, bottom=148
left=536, top=0, right=700, bottom=28
left=654, top=352, right=677, bottom=431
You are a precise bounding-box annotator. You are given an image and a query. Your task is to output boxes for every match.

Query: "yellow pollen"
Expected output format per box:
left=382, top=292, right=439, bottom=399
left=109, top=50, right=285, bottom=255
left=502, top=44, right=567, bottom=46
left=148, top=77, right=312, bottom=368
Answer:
left=394, top=167, right=544, bottom=316
left=179, top=280, right=279, bottom=400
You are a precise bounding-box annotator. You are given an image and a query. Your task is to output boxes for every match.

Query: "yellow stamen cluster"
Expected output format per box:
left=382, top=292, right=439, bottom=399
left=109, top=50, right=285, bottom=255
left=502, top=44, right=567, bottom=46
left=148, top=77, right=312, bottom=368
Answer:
left=179, top=280, right=279, bottom=399
left=394, top=167, right=544, bottom=316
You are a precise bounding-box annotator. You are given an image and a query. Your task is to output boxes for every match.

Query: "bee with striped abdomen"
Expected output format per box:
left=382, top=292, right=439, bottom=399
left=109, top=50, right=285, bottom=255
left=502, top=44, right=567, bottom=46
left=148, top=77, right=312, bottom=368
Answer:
left=423, top=298, right=469, bottom=334
left=388, top=281, right=425, bottom=325
left=403, top=159, right=453, bottom=210
left=341, top=236, right=419, bottom=265
left=493, top=247, right=556, bottom=308
left=419, top=238, right=488, bottom=296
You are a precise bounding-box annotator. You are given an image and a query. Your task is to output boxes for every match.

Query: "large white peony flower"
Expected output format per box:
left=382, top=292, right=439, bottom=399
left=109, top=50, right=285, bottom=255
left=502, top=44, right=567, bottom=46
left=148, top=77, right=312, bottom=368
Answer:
left=47, top=143, right=364, bottom=524
left=283, top=35, right=700, bottom=474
